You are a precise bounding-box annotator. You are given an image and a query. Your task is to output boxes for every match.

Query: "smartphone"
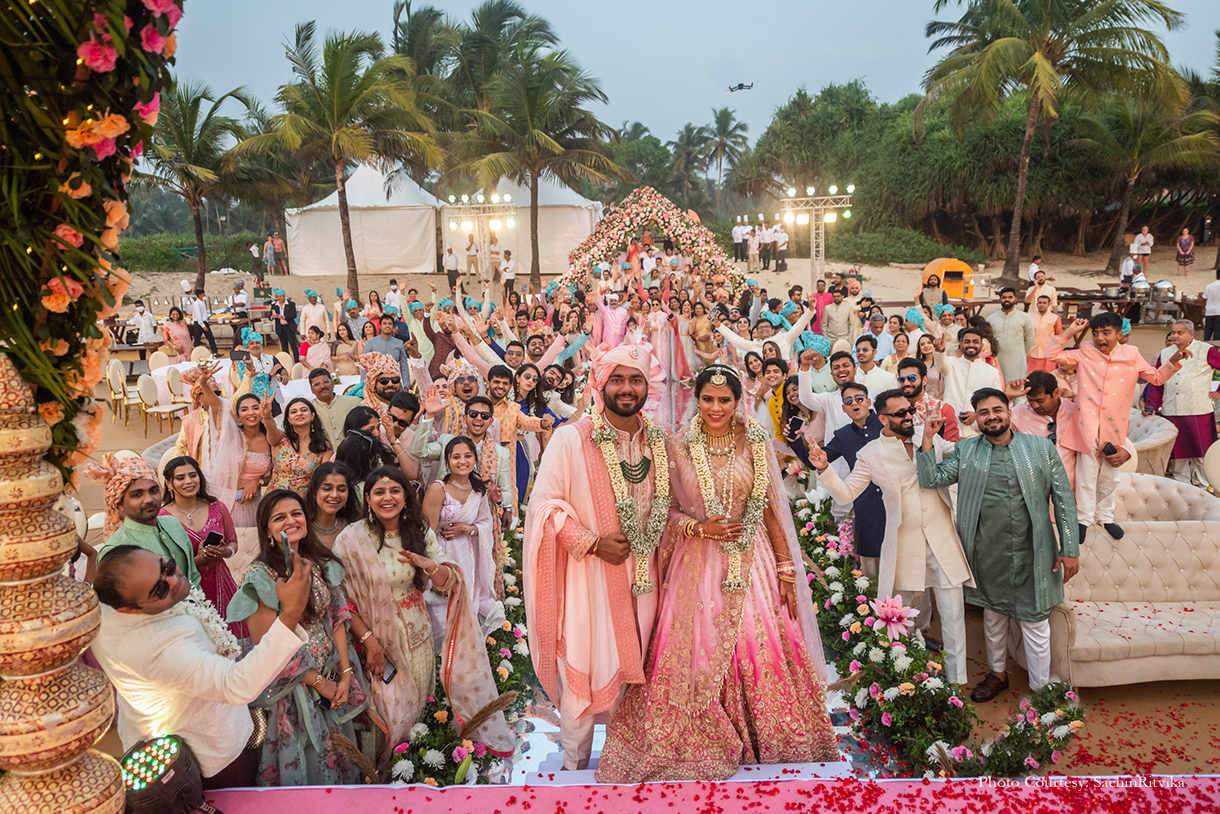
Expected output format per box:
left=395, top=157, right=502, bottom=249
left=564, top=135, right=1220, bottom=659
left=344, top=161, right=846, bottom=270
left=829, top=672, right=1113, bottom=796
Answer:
left=235, top=488, right=244, bottom=502
left=231, top=349, right=250, bottom=362
left=202, top=530, right=224, bottom=549
left=279, top=531, right=293, bottom=578
left=1101, top=442, right=1118, bottom=456
left=382, top=658, right=398, bottom=684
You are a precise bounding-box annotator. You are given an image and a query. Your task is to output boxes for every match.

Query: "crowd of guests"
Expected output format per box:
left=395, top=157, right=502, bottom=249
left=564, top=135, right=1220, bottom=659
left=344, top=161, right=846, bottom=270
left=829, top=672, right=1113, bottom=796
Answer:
left=82, top=232, right=1219, bottom=790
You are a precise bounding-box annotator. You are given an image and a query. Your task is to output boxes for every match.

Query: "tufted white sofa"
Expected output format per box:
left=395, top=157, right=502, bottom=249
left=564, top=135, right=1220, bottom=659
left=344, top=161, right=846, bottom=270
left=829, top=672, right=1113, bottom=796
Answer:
left=1015, top=473, right=1220, bottom=686
left=1127, top=408, right=1178, bottom=477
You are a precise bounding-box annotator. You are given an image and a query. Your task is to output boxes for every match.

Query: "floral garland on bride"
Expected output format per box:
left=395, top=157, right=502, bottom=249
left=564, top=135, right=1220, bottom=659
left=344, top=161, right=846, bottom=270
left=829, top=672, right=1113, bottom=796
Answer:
left=685, top=414, right=770, bottom=591
left=590, top=408, right=670, bottom=595
left=170, top=587, right=241, bottom=660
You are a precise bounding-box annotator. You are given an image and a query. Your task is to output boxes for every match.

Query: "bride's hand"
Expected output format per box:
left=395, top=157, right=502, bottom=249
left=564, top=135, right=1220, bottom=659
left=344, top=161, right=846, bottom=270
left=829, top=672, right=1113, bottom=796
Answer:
left=778, top=580, right=798, bottom=618
left=701, top=515, right=744, bottom=541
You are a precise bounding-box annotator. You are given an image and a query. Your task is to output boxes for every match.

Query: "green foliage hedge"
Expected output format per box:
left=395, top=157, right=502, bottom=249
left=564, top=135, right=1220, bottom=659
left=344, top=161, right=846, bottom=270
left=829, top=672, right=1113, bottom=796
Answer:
left=827, top=227, right=984, bottom=267
left=120, top=230, right=265, bottom=275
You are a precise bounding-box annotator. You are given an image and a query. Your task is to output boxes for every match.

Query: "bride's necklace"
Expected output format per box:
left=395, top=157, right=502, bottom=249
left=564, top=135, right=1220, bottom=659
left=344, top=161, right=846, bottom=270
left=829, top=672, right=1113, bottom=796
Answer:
left=704, top=418, right=736, bottom=458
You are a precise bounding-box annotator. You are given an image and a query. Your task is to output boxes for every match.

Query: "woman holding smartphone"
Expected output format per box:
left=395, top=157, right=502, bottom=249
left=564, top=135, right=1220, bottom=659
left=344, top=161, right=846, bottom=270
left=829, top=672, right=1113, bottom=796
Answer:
left=226, top=489, right=370, bottom=786
left=333, top=467, right=512, bottom=773
left=160, top=455, right=247, bottom=638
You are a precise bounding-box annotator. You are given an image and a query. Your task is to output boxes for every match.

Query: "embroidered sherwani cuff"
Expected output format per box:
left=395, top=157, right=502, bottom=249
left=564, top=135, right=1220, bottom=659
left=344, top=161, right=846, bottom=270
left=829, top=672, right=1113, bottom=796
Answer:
left=557, top=517, right=599, bottom=561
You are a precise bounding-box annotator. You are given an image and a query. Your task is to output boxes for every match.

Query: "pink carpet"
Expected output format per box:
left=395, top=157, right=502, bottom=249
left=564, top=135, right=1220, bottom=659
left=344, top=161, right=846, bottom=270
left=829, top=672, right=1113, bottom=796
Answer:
left=206, top=775, right=1220, bottom=814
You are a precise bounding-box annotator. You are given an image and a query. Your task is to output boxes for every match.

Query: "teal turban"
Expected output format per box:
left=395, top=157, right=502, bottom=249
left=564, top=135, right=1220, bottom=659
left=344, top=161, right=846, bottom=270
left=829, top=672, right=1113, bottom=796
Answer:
left=905, top=306, right=927, bottom=328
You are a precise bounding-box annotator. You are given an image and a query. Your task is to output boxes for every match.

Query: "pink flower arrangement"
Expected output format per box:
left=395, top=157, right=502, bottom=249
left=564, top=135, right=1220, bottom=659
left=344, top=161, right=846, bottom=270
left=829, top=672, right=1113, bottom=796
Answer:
left=92, top=138, right=117, bottom=161
left=139, top=24, right=166, bottom=54
left=1023, top=757, right=1039, bottom=769
left=77, top=38, right=118, bottom=72
left=133, top=93, right=160, bottom=125
left=54, top=224, right=84, bottom=248
left=1065, top=690, right=1078, bottom=702
left=949, top=745, right=973, bottom=762
left=881, top=712, right=893, bottom=726
left=1050, top=750, right=1061, bottom=763
left=513, top=626, right=524, bottom=639
left=472, top=742, right=487, bottom=758
left=869, top=683, right=881, bottom=700
left=948, top=696, right=964, bottom=708
left=142, top=0, right=178, bottom=17
left=451, top=746, right=469, bottom=762
left=499, top=648, right=511, bottom=658
left=849, top=659, right=861, bottom=673
left=870, top=595, right=919, bottom=641
left=393, top=743, right=410, bottom=754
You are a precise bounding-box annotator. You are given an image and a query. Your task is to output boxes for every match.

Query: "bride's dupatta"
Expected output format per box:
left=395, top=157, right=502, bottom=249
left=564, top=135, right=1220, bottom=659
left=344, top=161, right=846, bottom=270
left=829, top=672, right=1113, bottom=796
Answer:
left=652, top=434, right=828, bottom=715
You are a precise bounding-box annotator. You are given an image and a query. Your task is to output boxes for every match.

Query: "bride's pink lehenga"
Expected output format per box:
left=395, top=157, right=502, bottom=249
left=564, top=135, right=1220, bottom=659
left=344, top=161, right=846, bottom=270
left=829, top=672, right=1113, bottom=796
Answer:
left=595, top=434, right=839, bottom=782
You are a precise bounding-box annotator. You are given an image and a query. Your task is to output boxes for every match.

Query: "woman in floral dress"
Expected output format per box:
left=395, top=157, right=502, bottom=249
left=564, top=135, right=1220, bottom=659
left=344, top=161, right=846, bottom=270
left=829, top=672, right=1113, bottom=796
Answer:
left=161, top=306, right=192, bottom=358
left=265, top=397, right=332, bottom=494
left=596, top=364, right=838, bottom=782
left=159, top=455, right=247, bottom=638
left=226, top=490, right=370, bottom=786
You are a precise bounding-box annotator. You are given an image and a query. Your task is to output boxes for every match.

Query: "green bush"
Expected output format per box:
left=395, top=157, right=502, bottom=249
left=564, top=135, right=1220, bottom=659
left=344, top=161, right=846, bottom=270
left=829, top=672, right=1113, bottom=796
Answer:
left=827, top=227, right=983, bottom=267
left=119, top=231, right=265, bottom=275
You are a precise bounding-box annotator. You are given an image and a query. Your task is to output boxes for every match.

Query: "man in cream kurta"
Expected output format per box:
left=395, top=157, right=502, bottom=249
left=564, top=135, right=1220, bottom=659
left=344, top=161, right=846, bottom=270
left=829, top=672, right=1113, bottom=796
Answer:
left=934, top=328, right=1004, bottom=437
left=986, top=288, right=1035, bottom=383
left=812, top=391, right=972, bottom=685
left=524, top=345, right=660, bottom=770
left=820, top=291, right=856, bottom=350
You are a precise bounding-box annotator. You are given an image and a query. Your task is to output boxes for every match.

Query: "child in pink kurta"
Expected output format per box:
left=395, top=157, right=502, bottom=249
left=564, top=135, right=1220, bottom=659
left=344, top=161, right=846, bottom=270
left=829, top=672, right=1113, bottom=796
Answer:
left=1046, top=314, right=1184, bottom=537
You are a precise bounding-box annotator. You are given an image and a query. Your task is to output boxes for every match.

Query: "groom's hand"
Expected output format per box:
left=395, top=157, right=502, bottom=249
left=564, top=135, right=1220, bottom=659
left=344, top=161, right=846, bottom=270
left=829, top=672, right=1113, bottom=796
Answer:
left=594, top=533, right=630, bottom=565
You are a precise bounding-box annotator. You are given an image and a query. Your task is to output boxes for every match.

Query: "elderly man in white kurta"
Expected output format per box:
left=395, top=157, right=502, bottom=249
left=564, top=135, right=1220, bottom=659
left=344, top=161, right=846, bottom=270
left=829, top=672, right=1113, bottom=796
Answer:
left=987, top=287, right=1035, bottom=383
left=811, top=391, right=973, bottom=685
left=934, top=328, right=1004, bottom=437
left=1143, top=319, right=1220, bottom=487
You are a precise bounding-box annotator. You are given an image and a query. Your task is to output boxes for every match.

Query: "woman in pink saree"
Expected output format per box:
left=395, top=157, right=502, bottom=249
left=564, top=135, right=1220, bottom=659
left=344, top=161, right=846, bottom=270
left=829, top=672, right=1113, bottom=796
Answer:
left=596, top=364, right=839, bottom=782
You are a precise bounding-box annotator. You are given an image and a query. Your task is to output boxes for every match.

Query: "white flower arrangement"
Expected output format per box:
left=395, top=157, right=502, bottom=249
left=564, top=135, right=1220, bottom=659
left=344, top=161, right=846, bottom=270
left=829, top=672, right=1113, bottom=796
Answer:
left=853, top=642, right=867, bottom=656
left=504, top=597, right=523, bottom=608
left=1052, top=725, right=1072, bottom=740
left=826, top=548, right=841, bottom=560
left=882, top=687, right=902, bottom=701
left=392, top=760, right=415, bottom=781
left=516, top=622, right=528, bottom=636
left=513, top=641, right=530, bottom=657
left=854, top=576, right=870, bottom=591
left=502, top=573, right=517, bottom=587
left=1040, top=712, right=1058, bottom=726
left=980, top=740, right=994, bottom=757
left=925, top=740, right=950, bottom=760
left=855, top=688, right=869, bottom=708
left=170, top=587, right=240, bottom=660
left=923, top=676, right=944, bottom=691
left=823, top=566, right=841, bottom=578
left=499, top=659, right=513, bottom=673
left=423, top=749, right=445, bottom=768
left=827, top=581, right=843, bottom=593
left=869, top=647, right=885, bottom=663
left=893, top=655, right=913, bottom=672
left=830, top=592, right=843, bottom=605
left=409, top=723, right=430, bottom=741
left=839, top=614, right=855, bottom=628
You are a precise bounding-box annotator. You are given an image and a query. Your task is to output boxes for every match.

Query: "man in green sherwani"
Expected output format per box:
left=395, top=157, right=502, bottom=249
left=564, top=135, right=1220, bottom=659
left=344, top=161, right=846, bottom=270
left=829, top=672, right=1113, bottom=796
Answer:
left=89, top=455, right=200, bottom=589
left=916, top=387, right=1078, bottom=702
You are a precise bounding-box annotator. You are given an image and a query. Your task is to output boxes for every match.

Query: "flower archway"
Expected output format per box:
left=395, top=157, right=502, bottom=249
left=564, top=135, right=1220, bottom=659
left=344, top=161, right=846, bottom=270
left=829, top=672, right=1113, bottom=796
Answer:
left=564, top=187, right=739, bottom=292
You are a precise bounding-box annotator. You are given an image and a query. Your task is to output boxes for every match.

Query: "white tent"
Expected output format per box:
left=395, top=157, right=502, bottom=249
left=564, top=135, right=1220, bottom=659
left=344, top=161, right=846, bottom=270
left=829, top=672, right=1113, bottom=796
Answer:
left=442, top=177, right=602, bottom=277
left=286, top=164, right=439, bottom=277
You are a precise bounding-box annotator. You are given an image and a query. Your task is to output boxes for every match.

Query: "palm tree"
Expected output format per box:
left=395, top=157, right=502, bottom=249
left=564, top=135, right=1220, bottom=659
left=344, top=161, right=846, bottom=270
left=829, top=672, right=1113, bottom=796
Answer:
left=460, top=44, right=627, bottom=287
left=919, top=0, right=1185, bottom=284
left=447, top=0, right=557, bottom=113
left=232, top=22, right=442, bottom=299
left=141, top=80, right=248, bottom=289
left=668, top=123, right=712, bottom=210
left=708, top=108, right=749, bottom=215
left=615, top=120, right=651, bottom=144
left=1074, top=95, right=1219, bottom=271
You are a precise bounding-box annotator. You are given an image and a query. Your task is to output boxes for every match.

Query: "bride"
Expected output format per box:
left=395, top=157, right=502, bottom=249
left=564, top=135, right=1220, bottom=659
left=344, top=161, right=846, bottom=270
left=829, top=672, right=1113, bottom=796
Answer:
left=595, top=364, right=839, bottom=782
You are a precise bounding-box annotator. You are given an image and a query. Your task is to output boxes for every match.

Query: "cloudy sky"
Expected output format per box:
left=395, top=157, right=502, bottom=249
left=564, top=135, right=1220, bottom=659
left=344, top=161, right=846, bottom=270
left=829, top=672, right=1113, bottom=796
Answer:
left=176, top=0, right=1218, bottom=144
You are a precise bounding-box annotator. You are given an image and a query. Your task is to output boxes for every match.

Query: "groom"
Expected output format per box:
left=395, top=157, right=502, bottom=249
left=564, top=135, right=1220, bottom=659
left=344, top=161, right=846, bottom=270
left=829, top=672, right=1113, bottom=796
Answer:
left=524, top=344, right=660, bottom=770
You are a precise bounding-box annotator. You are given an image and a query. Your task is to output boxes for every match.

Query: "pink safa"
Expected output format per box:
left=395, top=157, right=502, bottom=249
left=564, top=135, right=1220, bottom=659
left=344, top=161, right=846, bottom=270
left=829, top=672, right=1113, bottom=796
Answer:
left=587, top=343, right=651, bottom=410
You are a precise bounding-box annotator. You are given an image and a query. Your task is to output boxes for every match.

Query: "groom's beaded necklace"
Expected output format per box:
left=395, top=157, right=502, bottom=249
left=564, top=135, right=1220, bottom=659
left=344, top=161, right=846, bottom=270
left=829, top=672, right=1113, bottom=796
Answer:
left=619, top=456, right=651, bottom=484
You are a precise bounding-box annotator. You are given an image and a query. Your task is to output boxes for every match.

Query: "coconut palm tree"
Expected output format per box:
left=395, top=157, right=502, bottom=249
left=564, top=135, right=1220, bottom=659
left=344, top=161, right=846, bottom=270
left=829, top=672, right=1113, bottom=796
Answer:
left=668, top=123, right=712, bottom=210
left=919, top=0, right=1185, bottom=284
left=232, top=22, right=442, bottom=299
left=446, top=0, right=557, bottom=114
left=708, top=107, right=749, bottom=215
left=1074, top=95, right=1219, bottom=271
left=614, top=120, right=651, bottom=144
left=459, top=44, right=627, bottom=287
left=141, top=80, right=249, bottom=289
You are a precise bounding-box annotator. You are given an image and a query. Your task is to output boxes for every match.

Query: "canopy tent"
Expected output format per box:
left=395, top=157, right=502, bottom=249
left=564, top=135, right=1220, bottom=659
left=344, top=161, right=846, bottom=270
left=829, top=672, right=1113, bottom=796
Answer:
left=442, top=177, right=602, bottom=277
left=285, top=164, right=439, bottom=277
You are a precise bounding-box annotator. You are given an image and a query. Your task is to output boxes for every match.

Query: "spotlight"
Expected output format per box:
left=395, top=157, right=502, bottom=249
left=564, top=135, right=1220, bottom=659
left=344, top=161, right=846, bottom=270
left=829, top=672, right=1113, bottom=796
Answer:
left=506, top=217, right=516, bottom=229
left=796, top=213, right=810, bottom=225
left=503, top=193, right=513, bottom=203
left=824, top=212, right=837, bottom=223
left=806, top=186, right=815, bottom=196
left=828, top=185, right=838, bottom=195
left=847, top=184, right=856, bottom=193
left=491, top=193, right=500, bottom=203
left=843, top=210, right=852, bottom=219
left=787, top=187, right=797, bottom=198
left=461, top=220, right=474, bottom=232
left=476, top=193, right=485, bottom=203
left=489, top=219, right=502, bottom=231
left=460, top=194, right=469, bottom=203
left=447, top=194, right=455, bottom=204
left=448, top=219, right=458, bottom=231
left=783, top=212, right=795, bottom=224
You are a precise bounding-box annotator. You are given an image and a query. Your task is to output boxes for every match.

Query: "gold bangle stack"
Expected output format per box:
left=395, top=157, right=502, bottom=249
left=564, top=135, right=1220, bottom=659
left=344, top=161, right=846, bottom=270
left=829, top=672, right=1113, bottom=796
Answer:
left=684, top=519, right=703, bottom=538
left=776, top=559, right=797, bottom=584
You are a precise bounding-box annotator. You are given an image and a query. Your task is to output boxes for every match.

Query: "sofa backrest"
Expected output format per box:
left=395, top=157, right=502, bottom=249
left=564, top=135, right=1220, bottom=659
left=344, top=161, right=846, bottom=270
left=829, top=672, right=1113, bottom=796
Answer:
left=1112, top=473, right=1220, bottom=523
left=1067, top=521, right=1220, bottom=603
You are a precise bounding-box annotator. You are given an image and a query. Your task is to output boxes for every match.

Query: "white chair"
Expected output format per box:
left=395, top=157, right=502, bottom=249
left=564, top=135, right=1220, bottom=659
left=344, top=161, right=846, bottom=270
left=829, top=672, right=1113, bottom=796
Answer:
left=290, top=362, right=305, bottom=380
left=190, top=346, right=211, bottom=362
left=165, top=366, right=191, bottom=405
left=135, top=375, right=188, bottom=438
left=106, top=360, right=138, bottom=426
left=148, top=350, right=170, bottom=371
left=275, top=351, right=294, bottom=372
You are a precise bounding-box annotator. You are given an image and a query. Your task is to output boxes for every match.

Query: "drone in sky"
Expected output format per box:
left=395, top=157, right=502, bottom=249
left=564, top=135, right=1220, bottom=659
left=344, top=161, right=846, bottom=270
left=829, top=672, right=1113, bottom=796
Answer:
left=728, top=83, right=754, bottom=93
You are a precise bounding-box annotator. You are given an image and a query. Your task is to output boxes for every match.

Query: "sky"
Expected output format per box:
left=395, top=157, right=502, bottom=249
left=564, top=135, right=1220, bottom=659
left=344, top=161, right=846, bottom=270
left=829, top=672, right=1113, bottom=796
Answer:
left=176, top=0, right=1218, bottom=145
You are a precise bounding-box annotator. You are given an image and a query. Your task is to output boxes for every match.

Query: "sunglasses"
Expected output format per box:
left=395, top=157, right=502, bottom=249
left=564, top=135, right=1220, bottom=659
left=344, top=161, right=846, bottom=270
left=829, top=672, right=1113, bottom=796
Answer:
left=454, top=375, right=479, bottom=385
left=897, top=374, right=920, bottom=384
left=841, top=395, right=868, bottom=406
left=881, top=407, right=917, bottom=418
left=391, top=416, right=412, bottom=428
left=139, top=557, right=177, bottom=605
left=378, top=377, right=401, bottom=386
left=466, top=409, right=492, bottom=421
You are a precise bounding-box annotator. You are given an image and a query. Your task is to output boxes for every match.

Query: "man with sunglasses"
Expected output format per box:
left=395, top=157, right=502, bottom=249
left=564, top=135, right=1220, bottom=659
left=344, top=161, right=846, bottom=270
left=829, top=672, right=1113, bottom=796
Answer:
left=309, top=367, right=361, bottom=445
left=810, top=389, right=972, bottom=686
left=917, top=387, right=1079, bottom=701
left=819, top=383, right=884, bottom=576
left=896, top=357, right=959, bottom=443
left=413, top=390, right=514, bottom=520
left=90, top=456, right=201, bottom=589
left=92, top=545, right=314, bottom=789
